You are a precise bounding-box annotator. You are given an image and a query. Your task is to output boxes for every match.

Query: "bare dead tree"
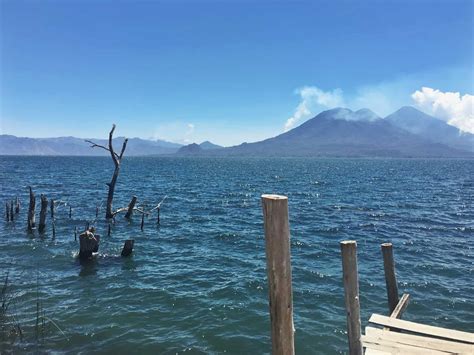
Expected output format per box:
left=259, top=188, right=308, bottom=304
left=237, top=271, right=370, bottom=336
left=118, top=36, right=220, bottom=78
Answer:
left=86, top=124, right=128, bottom=219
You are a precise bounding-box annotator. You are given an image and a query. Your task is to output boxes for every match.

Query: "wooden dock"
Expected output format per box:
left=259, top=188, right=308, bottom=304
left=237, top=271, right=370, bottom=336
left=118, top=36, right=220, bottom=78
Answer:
left=363, top=309, right=473, bottom=354
left=260, top=195, right=473, bottom=354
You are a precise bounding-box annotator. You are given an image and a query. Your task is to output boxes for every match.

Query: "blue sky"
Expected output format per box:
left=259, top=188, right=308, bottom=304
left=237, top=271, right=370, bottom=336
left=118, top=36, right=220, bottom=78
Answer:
left=1, top=0, right=473, bottom=145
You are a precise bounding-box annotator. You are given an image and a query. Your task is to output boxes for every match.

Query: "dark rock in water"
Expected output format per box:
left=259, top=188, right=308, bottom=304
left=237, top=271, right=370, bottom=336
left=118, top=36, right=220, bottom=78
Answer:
left=121, top=239, right=134, bottom=257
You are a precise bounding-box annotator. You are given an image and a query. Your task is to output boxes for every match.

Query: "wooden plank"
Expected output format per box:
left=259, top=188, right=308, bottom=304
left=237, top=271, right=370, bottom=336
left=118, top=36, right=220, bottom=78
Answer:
left=341, top=240, right=363, bottom=355
left=383, top=293, right=410, bottom=331
left=261, top=194, right=295, bottom=355
left=390, top=293, right=410, bottom=319
left=362, top=335, right=453, bottom=354
left=365, top=327, right=474, bottom=354
left=364, top=349, right=390, bottom=355
left=369, top=314, right=474, bottom=344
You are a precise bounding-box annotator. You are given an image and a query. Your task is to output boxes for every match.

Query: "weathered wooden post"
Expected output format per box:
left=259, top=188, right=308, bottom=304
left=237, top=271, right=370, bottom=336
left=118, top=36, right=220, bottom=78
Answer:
left=261, top=194, right=295, bottom=355
left=52, top=222, right=56, bottom=239
left=15, top=197, right=20, bottom=214
left=38, top=194, right=48, bottom=233
left=69, top=206, right=72, bottom=218
left=50, top=199, right=55, bottom=219
left=381, top=243, right=399, bottom=314
left=74, top=226, right=77, bottom=241
left=140, top=213, right=145, bottom=231
left=340, top=240, right=363, bottom=355
left=157, top=207, right=160, bottom=225
left=121, top=239, right=134, bottom=257
left=10, top=200, right=14, bottom=221
left=27, top=186, right=36, bottom=232
left=6, top=202, right=10, bottom=222
left=107, top=223, right=111, bottom=236
left=124, top=196, right=137, bottom=219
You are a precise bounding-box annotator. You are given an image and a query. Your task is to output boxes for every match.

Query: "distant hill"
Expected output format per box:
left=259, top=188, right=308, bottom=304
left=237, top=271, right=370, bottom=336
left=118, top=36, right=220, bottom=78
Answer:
left=177, top=143, right=203, bottom=155
left=2, top=108, right=472, bottom=158
left=199, top=141, right=222, bottom=150
left=205, top=108, right=471, bottom=157
left=385, top=106, right=474, bottom=152
left=177, top=141, right=222, bottom=155
left=0, top=135, right=182, bottom=156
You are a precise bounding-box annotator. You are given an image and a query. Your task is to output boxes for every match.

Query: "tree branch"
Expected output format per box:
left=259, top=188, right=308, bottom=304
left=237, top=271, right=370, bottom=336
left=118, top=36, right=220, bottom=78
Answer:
left=108, top=124, right=119, bottom=167
left=85, top=140, right=120, bottom=160
left=119, top=138, right=128, bottom=160
left=149, top=196, right=168, bottom=212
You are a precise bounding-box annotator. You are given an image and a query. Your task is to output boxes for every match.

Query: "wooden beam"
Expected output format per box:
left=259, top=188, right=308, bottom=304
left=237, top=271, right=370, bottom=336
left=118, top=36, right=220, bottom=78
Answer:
left=341, top=240, right=363, bottom=355
left=368, top=314, right=474, bottom=344
left=362, top=335, right=452, bottom=354
left=390, top=293, right=410, bottom=319
left=365, top=327, right=474, bottom=353
left=261, top=194, right=295, bottom=355
left=381, top=243, right=399, bottom=314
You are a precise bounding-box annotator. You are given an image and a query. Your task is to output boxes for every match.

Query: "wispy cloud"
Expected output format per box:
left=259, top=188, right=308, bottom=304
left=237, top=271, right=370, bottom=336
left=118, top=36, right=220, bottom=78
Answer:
left=284, top=86, right=344, bottom=131
left=183, top=123, right=195, bottom=143
left=411, top=87, right=474, bottom=133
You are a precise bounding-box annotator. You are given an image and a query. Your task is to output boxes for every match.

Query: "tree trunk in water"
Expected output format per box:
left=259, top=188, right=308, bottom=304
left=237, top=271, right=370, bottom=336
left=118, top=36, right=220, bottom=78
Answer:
left=79, top=231, right=100, bottom=259
left=106, top=166, right=120, bottom=219
left=124, top=196, right=137, bottom=219
left=50, top=199, right=55, bottom=219
left=121, top=239, right=134, bottom=257
left=85, top=125, right=128, bottom=219
left=39, top=194, right=48, bottom=233
left=27, top=186, right=36, bottom=232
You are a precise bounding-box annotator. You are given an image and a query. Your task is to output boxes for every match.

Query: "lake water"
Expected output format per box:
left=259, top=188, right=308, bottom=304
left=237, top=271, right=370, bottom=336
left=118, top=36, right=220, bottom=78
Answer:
left=0, top=156, right=473, bottom=354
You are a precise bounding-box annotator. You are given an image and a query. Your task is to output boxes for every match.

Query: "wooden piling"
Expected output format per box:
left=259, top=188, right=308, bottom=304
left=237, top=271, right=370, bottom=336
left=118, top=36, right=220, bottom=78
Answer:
left=10, top=200, right=14, bottom=221
left=381, top=243, right=399, bottom=314
left=38, top=194, right=48, bottom=233
left=52, top=221, right=56, bottom=239
left=6, top=202, right=10, bottom=222
left=121, top=239, right=134, bottom=257
left=74, top=226, right=77, bottom=241
left=261, top=194, right=295, bottom=355
left=340, top=240, right=363, bottom=355
left=140, top=213, right=144, bottom=231
left=27, top=186, right=36, bottom=232
left=15, top=197, right=20, bottom=214
left=157, top=207, right=160, bottom=225
left=124, top=196, right=137, bottom=219
left=69, top=206, right=72, bottom=218
left=108, top=223, right=111, bottom=236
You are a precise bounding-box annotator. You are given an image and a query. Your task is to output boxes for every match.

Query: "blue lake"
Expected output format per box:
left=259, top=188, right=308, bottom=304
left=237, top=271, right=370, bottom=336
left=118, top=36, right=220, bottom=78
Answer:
left=1, top=156, right=473, bottom=353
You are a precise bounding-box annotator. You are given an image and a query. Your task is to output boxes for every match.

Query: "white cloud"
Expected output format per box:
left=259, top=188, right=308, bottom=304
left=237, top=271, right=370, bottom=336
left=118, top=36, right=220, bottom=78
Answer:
left=183, top=123, right=195, bottom=143
left=284, top=86, right=344, bottom=131
left=411, top=87, right=474, bottom=133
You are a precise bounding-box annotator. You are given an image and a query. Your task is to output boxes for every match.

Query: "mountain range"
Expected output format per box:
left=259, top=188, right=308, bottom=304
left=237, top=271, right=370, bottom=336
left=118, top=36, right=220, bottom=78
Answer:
left=1, top=106, right=472, bottom=157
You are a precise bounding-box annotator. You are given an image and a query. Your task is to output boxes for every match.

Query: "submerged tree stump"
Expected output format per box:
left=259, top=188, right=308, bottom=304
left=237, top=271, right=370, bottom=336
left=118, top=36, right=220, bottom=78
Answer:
left=121, top=239, right=134, bottom=257
left=50, top=199, right=55, bottom=219
left=124, top=196, right=137, bottom=219
left=79, top=228, right=100, bottom=259
left=27, top=186, right=36, bottom=232
left=15, top=197, right=20, bottom=214
left=39, top=194, right=48, bottom=233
